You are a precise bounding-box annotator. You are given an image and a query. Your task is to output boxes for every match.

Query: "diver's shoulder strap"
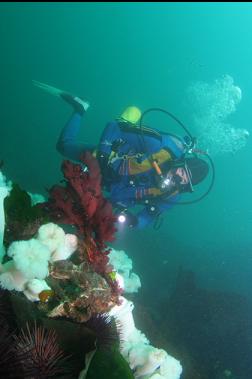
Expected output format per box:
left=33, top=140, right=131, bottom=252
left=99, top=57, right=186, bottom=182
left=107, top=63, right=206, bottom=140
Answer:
left=118, top=121, right=162, bottom=141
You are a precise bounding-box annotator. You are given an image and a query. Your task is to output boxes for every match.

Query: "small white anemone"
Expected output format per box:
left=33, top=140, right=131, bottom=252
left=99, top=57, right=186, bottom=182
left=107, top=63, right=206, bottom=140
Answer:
left=51, top=233, right=78, bottom=262
left=109, top=248, right=133, bottom=277
left=37, top=222, right=65, bottom=253
left=158, top=354, right=183, bottom=379
left=0, top=261, right=27, bottom=291
left=7, top=239, right=51, bottom=280
left=124, top=273, right=141, bottom=294
left=133, top=347, right=167, bottom=377
left=108, top=249, right=141, bottom=294
left=23, top=279, right=51, bottom=302
left=148, top=374, right=163, bottom=379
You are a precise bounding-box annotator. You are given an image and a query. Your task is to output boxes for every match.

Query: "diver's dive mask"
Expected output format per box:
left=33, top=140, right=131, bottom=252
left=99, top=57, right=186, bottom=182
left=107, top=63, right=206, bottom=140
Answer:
left=156, top=162, right=194, bottom=194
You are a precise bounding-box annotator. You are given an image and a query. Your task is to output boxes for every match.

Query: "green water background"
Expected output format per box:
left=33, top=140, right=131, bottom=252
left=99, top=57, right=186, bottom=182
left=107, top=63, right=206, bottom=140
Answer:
left=0, top=2, right=252, bottom=300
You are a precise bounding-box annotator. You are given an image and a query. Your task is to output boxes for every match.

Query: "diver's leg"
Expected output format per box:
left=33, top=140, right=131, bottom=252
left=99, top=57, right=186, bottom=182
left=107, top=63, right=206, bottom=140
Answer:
left=60, top=93, right=89, bottom=116
left=56, top=112, right=95, bottom=161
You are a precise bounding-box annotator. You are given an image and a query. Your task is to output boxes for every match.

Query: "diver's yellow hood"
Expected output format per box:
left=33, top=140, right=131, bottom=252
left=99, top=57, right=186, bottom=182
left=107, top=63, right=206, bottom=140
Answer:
left=120, top=106, right=142, bottom=125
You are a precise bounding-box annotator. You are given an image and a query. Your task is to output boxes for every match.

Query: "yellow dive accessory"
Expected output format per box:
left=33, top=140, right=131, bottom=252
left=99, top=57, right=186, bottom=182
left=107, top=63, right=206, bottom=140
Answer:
left=120, top=106, right=142, bottom=125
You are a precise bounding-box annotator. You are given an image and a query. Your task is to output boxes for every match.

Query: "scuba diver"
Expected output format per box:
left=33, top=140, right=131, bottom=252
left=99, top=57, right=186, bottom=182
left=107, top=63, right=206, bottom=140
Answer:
left=33, top=81, right=212, bottom=229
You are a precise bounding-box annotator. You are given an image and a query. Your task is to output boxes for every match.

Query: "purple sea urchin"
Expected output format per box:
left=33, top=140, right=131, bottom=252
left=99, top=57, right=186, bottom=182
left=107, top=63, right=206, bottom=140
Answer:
left=0, top=321, right=24, bottom=378
left=85, top=313, right=120, bottom=350
left=13, top=322, right=72, bottom=378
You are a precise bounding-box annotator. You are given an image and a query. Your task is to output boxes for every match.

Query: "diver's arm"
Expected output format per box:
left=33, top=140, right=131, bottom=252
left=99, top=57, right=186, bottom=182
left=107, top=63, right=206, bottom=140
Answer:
left=133, top=194, right=180, bottom=229
left=109, top=180, right=181, bottom=228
